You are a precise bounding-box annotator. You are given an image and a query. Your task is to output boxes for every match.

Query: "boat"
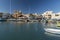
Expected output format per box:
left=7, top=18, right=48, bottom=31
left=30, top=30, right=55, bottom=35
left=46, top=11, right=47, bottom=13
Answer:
left=0, top=18, right=7, bottom=22
left=44, top=19, right=60, bottom=35
left=44, top=28, right=60, bottom=34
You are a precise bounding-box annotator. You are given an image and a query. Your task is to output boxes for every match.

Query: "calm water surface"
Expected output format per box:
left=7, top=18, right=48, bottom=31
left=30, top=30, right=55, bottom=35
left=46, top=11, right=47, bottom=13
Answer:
left=0, top=22, right=60, bottom=40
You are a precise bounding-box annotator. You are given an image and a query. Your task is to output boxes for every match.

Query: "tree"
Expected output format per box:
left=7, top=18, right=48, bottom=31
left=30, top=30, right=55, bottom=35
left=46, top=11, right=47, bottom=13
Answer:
left=29, top=14, right=36, bottom=20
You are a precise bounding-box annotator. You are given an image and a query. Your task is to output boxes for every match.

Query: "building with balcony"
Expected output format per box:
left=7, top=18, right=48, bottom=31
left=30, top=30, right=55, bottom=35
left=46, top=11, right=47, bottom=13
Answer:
left=12, top=10, right=23, bottom=19
left=42, top=11, right=53, bottom=19
left=42, top=11, right=60, bottom=20
left=51, top=12, right=60, bottom=19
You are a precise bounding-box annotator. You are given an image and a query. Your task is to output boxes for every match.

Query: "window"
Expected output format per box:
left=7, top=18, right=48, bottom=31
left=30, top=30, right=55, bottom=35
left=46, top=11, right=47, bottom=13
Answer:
left=48, top=15, right=51, bottom=16
left=55, top=14, right=59, bottom=16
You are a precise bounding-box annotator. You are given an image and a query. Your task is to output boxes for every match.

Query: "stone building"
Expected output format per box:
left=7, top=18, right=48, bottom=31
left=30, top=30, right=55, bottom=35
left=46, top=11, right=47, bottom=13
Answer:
left=12, top=10, right=23, bottom=18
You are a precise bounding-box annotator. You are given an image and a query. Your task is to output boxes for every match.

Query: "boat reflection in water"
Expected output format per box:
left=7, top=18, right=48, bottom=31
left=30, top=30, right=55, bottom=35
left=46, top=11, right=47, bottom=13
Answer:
left=45, top=31, right=60, bottom=37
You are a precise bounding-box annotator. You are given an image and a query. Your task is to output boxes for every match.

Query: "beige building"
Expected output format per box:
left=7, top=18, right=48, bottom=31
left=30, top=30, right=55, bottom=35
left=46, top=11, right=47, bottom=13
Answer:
left=12, top=10, right=23, bottom=18
left=51, top=12, right=60, bottom=19
left=42, top=11, right=53, bottom=19
left=42, top=11, right=60, bottom=19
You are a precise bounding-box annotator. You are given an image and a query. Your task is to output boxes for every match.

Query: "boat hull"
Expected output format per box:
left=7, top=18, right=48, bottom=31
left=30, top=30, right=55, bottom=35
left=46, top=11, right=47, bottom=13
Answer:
left=44, top=28, right=60, bottom=34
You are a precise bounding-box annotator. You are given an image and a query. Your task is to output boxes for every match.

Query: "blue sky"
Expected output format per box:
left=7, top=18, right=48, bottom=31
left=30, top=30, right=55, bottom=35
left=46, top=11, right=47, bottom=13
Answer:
left=0, top=0, right=60, bottom=14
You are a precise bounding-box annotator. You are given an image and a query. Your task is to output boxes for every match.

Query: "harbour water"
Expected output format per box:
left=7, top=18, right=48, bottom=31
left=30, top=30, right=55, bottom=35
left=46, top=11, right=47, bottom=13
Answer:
left=0, top=22, right=60, bottom=40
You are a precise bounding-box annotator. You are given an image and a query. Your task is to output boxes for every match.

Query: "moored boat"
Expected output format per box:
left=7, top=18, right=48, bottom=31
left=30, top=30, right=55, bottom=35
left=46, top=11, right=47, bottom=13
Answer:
left=43, top=19, right=60, bottom=34
left=0, top=18, right=7, bottom=22
left=44, top=28, right=60, bottom=34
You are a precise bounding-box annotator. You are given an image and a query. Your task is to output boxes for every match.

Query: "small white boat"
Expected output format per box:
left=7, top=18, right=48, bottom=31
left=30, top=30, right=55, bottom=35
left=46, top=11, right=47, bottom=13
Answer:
left=44, top=28, right=60, bottom=34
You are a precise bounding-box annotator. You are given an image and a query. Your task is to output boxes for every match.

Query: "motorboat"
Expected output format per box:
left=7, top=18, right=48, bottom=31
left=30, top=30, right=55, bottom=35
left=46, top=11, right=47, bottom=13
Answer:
left=44, top=19, right=60, bottom=35
left=0, top=18, right=7, bottom=22
left=44, top=28, right=60, bottom=34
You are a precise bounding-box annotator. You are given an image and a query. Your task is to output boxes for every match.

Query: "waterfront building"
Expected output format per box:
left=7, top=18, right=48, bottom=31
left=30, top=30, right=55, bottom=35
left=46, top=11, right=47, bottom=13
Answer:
left=42, top=11, right=60, bottom=20
left=12, top=10, right=23, bottom=19
left=51, top=12, right=60, bottom=19
left=36, top=15, right=43, bottom=20
left=23, top=14, right=29, bottom=18
left=2, top=13, right=10, bottom=19
left=1, top=10, right=60, bottom=22
left=42, top=11, right=53, bottom=19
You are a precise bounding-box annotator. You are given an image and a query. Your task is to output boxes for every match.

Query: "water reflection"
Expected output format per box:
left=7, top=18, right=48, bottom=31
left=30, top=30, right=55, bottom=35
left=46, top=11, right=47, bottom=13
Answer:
left=0, top=22, right=60, bottom=40
left=0, top=22, right=45, bottom=40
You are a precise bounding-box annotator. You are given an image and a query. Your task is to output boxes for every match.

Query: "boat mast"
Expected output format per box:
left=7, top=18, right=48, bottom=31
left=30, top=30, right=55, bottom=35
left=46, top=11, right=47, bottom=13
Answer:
left=10, top=0, right=11, bottom=14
